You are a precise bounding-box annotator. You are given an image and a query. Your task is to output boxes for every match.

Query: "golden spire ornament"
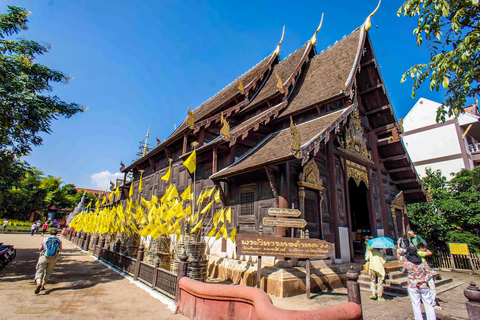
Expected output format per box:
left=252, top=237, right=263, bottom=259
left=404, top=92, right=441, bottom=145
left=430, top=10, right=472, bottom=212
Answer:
left=290, top=117, right=302, bottom=159
left=142, top=126, right=150, bottom=157
left=220, top=113, right=231, bottom=141
left=275, top=72, right=285, bottom=94
left=364, top=0, right=381, bottom=32
left=186, top=106, right=195, bottom=129
left=274, top=25, right=285, bottom=56
left=310, top=13, right=324, bottom=46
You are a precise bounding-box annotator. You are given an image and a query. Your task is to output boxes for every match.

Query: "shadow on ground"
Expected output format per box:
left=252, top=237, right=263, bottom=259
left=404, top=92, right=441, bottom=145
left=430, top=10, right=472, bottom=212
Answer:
left=0, top=247, right=123, bottom=292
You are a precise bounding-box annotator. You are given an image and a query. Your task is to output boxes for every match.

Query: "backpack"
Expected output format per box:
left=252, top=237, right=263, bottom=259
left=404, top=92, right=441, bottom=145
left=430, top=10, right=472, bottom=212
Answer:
left=44, top=237, right=60, bottom=257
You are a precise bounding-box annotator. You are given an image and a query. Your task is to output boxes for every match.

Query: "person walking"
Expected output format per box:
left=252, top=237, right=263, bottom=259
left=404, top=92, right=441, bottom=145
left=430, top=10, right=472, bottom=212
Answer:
left=34, top=228, right=62, bottom=294
left=30, top=223, right=37, bottom=236
left=41, top=222, right=48, bottom=235
left=366, top=245, right=386, bottom=302
left=2, top=219, right=8, bottom=233
left=408, top=230, right=426, bottom=248
left=402, top=247, right=436, bottom=320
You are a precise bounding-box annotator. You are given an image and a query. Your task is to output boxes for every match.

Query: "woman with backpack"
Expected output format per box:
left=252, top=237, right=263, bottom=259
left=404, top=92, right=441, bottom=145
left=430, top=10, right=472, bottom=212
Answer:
left=34, top=228, right=62, bottom=294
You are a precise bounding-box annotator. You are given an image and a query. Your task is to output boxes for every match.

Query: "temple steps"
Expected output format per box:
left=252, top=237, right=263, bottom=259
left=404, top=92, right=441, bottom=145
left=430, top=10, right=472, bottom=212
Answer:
left=358, top=269, right=454, bottom=297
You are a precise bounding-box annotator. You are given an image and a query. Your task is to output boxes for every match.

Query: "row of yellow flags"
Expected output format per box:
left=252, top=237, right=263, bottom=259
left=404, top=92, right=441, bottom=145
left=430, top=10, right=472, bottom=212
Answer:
left=71, top=184, right=236, bottom=243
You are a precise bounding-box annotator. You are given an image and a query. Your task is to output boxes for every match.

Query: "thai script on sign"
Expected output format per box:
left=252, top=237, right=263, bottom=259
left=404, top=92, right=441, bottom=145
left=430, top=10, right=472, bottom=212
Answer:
left=236, top=235, right=334, bottom=259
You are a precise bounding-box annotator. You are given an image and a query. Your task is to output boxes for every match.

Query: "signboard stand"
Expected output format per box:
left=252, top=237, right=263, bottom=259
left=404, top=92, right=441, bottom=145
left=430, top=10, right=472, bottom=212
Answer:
left=257, top=225, right=263, bottom=288
left=305, top=229, right=311, bottom=300
left=449, top=243, right=477, bottom=274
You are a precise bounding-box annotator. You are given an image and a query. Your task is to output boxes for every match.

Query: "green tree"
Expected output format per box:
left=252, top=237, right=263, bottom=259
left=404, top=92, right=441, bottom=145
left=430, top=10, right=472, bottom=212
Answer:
left=398, top=1, right=480, bottom=121
left=0, top=5, right=84, bottom=190
left=407, top=167, right=480, bottom=252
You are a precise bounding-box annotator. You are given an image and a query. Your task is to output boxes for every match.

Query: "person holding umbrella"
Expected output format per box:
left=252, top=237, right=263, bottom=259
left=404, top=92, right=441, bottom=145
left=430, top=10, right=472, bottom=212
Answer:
left=365, top=236, right=392, bottom=302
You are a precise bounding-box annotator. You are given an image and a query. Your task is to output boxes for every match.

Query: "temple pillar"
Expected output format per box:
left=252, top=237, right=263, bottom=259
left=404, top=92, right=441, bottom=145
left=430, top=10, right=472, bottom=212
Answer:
left=327, top=139, right=340, bottom=259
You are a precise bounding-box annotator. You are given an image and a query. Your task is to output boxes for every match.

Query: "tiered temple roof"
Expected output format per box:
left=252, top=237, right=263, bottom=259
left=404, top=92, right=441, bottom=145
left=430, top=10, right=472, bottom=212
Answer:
left=123, top=24, right=425, bottom=203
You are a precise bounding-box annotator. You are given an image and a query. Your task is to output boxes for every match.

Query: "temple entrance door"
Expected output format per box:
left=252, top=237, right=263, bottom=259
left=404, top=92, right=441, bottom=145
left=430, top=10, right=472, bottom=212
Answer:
left=348, top=178, right=371, bottom=258
left=304, top=189, right=322, bottom=239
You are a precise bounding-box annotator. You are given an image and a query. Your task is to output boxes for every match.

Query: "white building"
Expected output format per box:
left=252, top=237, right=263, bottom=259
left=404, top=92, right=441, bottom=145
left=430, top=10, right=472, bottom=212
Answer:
left=402, top=98, right=480, bottom=179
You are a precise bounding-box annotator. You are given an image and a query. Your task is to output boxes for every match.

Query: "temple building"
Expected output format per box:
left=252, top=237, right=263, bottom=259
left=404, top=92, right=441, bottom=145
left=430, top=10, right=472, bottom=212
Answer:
left=120, top=21, right=425, bottom=273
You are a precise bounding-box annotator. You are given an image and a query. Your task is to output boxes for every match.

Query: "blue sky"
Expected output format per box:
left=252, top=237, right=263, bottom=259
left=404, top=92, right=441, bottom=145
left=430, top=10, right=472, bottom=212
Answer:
left=4, top=1, right=448, bottom=189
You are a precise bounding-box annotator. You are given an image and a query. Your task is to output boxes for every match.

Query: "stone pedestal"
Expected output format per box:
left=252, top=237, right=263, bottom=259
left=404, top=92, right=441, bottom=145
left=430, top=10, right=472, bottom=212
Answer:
left=464, top=281, right=480, bottom=320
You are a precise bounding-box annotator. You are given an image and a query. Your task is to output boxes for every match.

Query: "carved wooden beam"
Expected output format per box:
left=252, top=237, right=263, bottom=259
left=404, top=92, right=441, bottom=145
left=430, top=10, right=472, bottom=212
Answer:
left=148, top=157, right=156, bottom=172
left=388, top=165, right=413, bottom=173
left=265, top=166, right=279, bottom=207
left=365, top=104, right=391, bottom=116
left=393, top=178, right=419, bottom=185
left=358, top=83, right=383, bottom=96
left=382, top=154, right=407, bottom=162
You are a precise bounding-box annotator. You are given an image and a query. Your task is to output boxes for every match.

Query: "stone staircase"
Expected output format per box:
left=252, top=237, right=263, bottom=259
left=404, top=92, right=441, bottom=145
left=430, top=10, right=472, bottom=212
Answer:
left=358, top=261, right=458, bottom=297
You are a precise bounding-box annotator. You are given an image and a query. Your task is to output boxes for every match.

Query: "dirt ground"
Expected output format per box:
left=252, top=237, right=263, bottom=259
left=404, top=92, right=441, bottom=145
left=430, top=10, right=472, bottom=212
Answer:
left=0, top=233, right=186, bottom=320
left=2, top=233, right=478, bottom=320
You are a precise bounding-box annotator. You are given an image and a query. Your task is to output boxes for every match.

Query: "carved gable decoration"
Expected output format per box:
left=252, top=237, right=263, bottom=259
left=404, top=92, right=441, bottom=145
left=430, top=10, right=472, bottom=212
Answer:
left=338, top=108, right=372, bottom=163
left=346, top=160, right=369, bottom=189
left=298, top=158, right=323, bottom=191
left=390, top=191, right=404, bottom=209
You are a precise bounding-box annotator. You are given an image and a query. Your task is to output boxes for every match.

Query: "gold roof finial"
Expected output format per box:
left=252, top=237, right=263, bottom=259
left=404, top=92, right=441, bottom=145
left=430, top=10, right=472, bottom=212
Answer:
left=142, top=126, right=150, bottom=157
left=274, top=25, right=285, bottom=56
left=237, top=77, right=245, bottom=95
left=364, top=0, right=381, bottom=32
left=290, top=116, right=302, bottom=159
left=275, top=72, right=285, bottom=94
left=310, top=13, right=324, bottom=46
left=186, top=106, right=195, bottom=129
left=220, top=113, right=231, bottom=141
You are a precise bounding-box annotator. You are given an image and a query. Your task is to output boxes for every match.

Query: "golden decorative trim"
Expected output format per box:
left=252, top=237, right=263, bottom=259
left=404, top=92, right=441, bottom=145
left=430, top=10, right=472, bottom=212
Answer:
left=237, top=77, right=245, bottom=95
left=274, top=25, right=285, bottom=57
left=310, top=13, right=324, bottom=46
left=390, top=191, right=404, bottom=209
left=346, top=159, right=369, bottom=188
left=220, top=113, right=231, bottom=141
left=298, top=158, right=324, bottom=191
left=275, top=71, right=285, bottom=94
left=186, top=106, right=195, bottom=129
left=338, top=107, right=372, bottom=162
left=290, top=117, right=302, bottom=159
left=364, top=0, right=381, bottom=32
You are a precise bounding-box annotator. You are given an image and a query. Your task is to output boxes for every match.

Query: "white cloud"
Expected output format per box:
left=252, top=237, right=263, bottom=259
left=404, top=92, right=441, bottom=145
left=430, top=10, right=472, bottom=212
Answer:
left=90, top=171, right=123, bottom=189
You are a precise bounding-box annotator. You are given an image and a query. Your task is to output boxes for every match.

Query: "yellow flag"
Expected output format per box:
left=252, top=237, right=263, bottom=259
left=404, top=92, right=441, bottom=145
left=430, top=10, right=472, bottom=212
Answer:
left=204, top=187, right=215, bottom=199
left=138, top=171, right=143, bottom=193
left=201, top=200, right=214, bottom=214
left=161, top=166, right=171, bottom=181
left=190, top=219, right=203, bottom=233
left=181, top=185, right=192, bottom=201
left=151, top=194, right=158, bottom=205
left=230, top=227, right=237, bottom=243
left=86, top=201, right=92, bottom=209
left=114, top=185, right=120, bottom=198
left=183, top=149, right=196, bottom=173
left=129, top=184, right=134, bottom=198
left=213, top=208, right=224, bottom=228
left=214, top=189, right=221, bottom=203
left=101, top=194, right=107, bottom=205
left=215, top=227, right=222, bottom=240
left=180, top=205, right=191, bottom=218
left=196, top=189, right=205, bottom=205
left=161, top=184, right=173, bottom=203
left=221, top=223, right=228, bottom=240
left=167, top=185, right=179, bottom=201
left=208, top=226, right=217, bottom=237
left=225, top=207, right=232, bottom=223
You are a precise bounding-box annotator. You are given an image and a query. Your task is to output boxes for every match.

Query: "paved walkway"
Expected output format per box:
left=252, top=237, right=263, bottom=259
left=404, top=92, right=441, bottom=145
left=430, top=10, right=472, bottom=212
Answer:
left=1, top=233, right=478, bottom=319
left=271, top=268, right=477, bottom=320
left=0, top=233, right=185, bottom=320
